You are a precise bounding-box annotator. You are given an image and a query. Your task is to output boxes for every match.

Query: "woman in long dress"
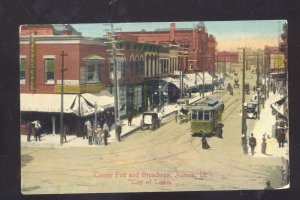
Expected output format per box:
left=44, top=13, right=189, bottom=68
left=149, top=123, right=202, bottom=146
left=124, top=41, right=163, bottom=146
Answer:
left=265, top=135, right=274, bottom=156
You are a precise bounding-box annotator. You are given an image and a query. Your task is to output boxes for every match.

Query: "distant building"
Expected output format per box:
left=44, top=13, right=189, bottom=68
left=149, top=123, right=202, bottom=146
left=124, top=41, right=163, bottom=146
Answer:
left=114, top=22, right=216, bottom=74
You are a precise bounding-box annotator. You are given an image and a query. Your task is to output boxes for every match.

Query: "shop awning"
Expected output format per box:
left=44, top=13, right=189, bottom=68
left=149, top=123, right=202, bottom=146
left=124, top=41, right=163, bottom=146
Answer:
left=20, top=91, right=115, bottom=117
left=20, top=93, right=77, bottom=113
left=161, top=77, right=180, bottom=89
left=270, top=95, right=287, bottom=117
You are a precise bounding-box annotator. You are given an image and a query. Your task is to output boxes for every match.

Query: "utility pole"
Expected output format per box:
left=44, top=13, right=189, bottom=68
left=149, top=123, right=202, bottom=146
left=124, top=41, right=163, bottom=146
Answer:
left=256, top=52, right=260, bottom=119
left=105, top=24, right=121, bottom=125
left=94, top=102, right=97, bottom=129
left=202, top=41, right=205, bottom=97
left=241, top=48, right=248, bottom=154
left=60, top=50, right=68, bottom=146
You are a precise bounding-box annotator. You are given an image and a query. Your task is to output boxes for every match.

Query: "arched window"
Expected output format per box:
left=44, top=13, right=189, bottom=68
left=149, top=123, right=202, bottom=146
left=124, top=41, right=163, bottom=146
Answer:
left=146, top=54, right=149, bottom=77
left=130, top=55, right=134, bottom=76
left=135, top=56, right=139, bottom=75
left=150, top=54, right=154, bottom=77
left=140, top=56, right=144, bottom=76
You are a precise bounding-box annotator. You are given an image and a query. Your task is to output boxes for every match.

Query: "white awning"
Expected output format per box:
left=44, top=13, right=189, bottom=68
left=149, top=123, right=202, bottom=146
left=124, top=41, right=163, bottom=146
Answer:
left=161, top=77, right=180, bottom=89
left=20, top=91, right=115, bottom=117
left=270, top=95, right=287, bottom=117
left=20, top=93, right=77, bottom=113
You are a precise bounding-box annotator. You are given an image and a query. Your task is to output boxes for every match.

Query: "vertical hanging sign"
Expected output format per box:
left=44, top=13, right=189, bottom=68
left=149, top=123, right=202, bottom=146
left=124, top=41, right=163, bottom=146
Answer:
left=30, top=34, right=36, bottom=92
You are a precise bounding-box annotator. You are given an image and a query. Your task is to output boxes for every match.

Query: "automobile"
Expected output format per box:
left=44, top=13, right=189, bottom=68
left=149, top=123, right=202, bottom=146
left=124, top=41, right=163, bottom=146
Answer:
left=245, top=83, right=250, bottom=94
left=176, top=98, right=189, bottom=109
left=140, top=112, right=161, bottom=130
left=244, top=101, right=258, bottom=119
left=251, top=92, right=265, bottom=102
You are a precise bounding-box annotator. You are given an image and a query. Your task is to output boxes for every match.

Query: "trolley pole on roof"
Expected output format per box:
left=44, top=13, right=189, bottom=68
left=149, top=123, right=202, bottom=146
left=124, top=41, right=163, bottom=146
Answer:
left=60, top=50, right=68, bottom=146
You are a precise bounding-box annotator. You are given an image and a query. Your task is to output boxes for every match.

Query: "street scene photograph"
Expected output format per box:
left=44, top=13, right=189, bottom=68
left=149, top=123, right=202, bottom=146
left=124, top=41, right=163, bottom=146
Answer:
left=20, top=20, right=289, bottom=194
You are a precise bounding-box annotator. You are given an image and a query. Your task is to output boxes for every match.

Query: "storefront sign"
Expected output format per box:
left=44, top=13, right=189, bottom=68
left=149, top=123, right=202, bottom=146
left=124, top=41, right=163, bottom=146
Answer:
left=271, top=54, right=285, bottom=69
left=30, top=35, right=36, bottom=92
left=118, top=85, right=127, bottom=117
left=56, top=80, right=79, bottom=85
left=54, top=83, right=105, bottom=94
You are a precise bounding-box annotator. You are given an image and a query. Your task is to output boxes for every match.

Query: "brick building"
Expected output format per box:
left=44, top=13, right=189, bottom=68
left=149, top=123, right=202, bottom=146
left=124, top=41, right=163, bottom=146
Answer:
left=20, top=24, right=180, bottom=135
left=20, top=24, right=114, bottom=135
left=115, top=22, right=216, bottom=74
left=215, top=51, right=239, bottom=75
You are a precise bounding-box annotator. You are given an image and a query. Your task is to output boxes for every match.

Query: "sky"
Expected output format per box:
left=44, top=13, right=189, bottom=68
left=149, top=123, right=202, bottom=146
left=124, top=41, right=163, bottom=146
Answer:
left=72, top=20, right=286, bottom=51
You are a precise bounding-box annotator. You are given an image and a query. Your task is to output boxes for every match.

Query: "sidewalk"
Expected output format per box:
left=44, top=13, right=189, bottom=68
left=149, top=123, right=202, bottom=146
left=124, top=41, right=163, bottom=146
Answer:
left=248, top=92, right=289, bottom=159
left=21, top=92, right=206, bottom=148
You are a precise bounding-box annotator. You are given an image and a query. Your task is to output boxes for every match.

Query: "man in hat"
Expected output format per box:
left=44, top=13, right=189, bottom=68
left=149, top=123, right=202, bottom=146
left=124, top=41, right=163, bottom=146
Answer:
left=115, top=122, right=122, bottom=142
left=249, top=133, right=257, bottom=156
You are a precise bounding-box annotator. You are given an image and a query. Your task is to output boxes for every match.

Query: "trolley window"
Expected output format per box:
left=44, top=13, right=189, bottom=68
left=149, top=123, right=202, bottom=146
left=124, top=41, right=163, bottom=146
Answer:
left=198, top=111, right=203, bottom=120
left=204, top=111, right=210, bottom=120
left=192, top=110, right=211, bottom=120
left=192, top=111, right=197, bottom=120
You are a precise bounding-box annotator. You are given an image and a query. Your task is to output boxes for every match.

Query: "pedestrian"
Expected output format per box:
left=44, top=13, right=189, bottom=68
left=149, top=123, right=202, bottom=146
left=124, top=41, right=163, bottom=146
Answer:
left=253, top=86, right=256, bottom=92
left=83, top=120, right=89, bottom=140
left=115, top=122, right=122, bottom=142
left=201, top=134, right=210, bottom=149
left=103, top=121, right=110, bottom=146
left=265, top=135, right=274, bottom=156
left=27, top=121, right=32, bottom=142
left=34, top=121, right=41, bottom=142
left=249, top=133, right=257, bottom=156
left=278, top=129, right=286, bottom=148
left=264, top=181, right=274, bottom=190
left=128, top=113, right=133, bottom=126
left=63, top=123, right=68, bottom=143
left=175, top=111, right=178, bottom=123
left=87, top=122, right=93, bottom=145
left=95, top=125, right=102, bottom=145
left=216, top=123, right=224, bottom=138
left=261, top=134, right=267, bottom=154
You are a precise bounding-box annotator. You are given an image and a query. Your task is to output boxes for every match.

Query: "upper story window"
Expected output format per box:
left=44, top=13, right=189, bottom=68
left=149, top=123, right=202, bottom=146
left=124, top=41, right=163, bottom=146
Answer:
left=44, top=58, right=55, bottom=84
left=20, top=57, right=26, bottom=84
left=83, top=55, right=104, bottom=83
left=86, top=61, right=102, bottom=83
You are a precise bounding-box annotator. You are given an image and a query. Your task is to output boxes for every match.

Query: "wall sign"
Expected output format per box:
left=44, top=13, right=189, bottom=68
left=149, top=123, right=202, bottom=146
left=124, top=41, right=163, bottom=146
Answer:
left=30, top=35, right=36, bottom=92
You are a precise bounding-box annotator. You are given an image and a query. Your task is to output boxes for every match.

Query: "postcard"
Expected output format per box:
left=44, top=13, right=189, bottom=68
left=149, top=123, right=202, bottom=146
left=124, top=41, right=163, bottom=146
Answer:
left=20, top=20, right=289, bottom=194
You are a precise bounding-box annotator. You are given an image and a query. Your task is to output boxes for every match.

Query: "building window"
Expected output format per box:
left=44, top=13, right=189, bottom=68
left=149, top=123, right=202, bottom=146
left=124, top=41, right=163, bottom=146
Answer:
left=86, top=61, right=102, bottom=83
left=44, top=58, right=55, bottom=84
left=20, top=57, right=26, bottom=84
left=140, top=56, right=144, bottom=76
left=130, top=56, right=134, bottom=76
left=135, top=56, right=139, bottom=75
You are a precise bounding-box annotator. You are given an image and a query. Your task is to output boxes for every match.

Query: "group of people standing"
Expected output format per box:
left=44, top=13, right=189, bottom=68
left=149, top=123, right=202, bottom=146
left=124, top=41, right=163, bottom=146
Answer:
left=27, top=121, right=42, bottom=142
left=83, top=119, right=122, bottom=146
left=249, top=133, right=277, bottom=156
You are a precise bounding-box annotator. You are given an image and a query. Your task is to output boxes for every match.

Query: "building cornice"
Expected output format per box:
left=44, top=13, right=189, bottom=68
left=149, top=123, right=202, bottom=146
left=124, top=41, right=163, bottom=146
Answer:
left=19, top=36, right=106, bottom=45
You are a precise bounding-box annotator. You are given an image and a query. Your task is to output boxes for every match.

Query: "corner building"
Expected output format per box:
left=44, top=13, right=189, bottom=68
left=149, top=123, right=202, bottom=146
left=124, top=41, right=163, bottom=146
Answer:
left=20, top=24, right=113, bottom=135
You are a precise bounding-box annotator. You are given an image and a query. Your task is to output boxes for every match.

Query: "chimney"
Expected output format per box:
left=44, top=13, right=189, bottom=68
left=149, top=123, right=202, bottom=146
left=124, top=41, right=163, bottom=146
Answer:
left=170, top=23, right=176, bottom=42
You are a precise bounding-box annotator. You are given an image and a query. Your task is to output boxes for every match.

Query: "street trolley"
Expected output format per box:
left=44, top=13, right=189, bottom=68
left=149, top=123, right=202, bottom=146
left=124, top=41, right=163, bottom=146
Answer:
left=190, top=97, right=224, bottom=135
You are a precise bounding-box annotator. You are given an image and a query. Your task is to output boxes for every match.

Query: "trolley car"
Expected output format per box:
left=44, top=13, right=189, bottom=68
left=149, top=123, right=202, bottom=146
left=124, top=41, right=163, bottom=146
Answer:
left=191, top=97, right=224, bottom=135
